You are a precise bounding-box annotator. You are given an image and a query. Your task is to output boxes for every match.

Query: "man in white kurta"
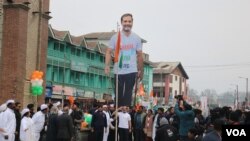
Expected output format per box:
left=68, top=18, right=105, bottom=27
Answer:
left=152, top=113, right=158, bottom=141
left=0, top=103, right=7, bottom=140
left=1, top=100, right=16, bottom=141
left=20, top=108, right=35, bottom=141
left=32, top=104, right=48, bottom=141
left=102, top=105, right=110, bottom=141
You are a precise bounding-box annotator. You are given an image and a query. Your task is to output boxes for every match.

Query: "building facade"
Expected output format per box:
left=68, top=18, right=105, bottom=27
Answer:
left=0, top=0, right=51, bottom=106
left=47, top=27, right=153, bottom=107
left=153, top=62, right=189, bottom=106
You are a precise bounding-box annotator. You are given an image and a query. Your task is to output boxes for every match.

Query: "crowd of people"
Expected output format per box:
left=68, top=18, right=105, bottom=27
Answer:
left=0, top=98, right=250, bottom=141
left=0, top=99, right=83, bottom=141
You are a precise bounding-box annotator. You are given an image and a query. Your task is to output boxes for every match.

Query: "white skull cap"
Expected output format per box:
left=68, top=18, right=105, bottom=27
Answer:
left=6, top=99, right=15, bottom=105
left=40, top=104, right=48, bottom=110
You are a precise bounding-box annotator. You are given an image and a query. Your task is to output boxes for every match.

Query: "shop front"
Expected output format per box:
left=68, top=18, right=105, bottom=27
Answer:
left=49, top=85, right=74, bottom=104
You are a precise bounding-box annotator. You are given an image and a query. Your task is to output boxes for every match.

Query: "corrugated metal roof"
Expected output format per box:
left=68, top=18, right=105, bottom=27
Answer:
left=153, top=62, right=189, bottom=79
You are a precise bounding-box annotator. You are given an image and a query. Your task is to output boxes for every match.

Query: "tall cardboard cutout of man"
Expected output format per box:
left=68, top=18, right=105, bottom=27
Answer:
left=105, top=13, right=144, bottom=107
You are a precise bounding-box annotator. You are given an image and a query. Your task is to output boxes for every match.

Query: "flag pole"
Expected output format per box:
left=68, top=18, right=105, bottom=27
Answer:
left=133, top=76, right=138, bottom=107
left=115, top=23, right=120, bottom=141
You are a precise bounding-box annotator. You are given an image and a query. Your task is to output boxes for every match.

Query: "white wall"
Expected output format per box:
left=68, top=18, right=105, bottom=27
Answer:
left=170, top=74, right=180, bottom=96
left=169, top=74, right=187, bottom=96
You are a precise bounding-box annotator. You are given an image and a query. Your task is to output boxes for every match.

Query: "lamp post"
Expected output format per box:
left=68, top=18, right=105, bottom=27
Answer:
left=239, top=76, right=248, bottom=108
left=61, top=53, right=66, bottom=108
left=231, top=84, right=239, bottom=109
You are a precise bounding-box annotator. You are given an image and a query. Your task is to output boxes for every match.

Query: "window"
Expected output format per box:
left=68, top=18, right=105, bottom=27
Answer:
left=59, top=43, right=65, bottom=52
left=169, top=75, right=173, bottom=83
left=87, top=52, right=91, bottom=59
left=75, top=72, right=80, bottom=82
left=175, top=76, right=178, bottom=81
left=89, top=74, right=94, bottom=87
left=58, top=67, right=64, bottom=83
left=76, top=49, right=81, bottom=56
left=91, top=53, right=95, bottom=60
left=52, top=66, right=59, bottom=82
left=71, top=48, right=75, bottom=55
left=54, top=42, right=59, bottom=51
left=169, top=87, right=172, bottom=94
left=98, top=76, right=102, bottom=88
left=182, top=78, right=185, bottom=82
left=70, top=71, right=80, bottom=84
left=85, top=74, right=89, bottom=86
left=175, top=90, right=177, bottom=95
left=52, top=71, right=56, bottom=82
left=100, top=56, right=104, bottom=63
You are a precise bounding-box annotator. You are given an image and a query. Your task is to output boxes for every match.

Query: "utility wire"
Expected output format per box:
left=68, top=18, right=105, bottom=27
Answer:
left=184, top=62, right=250, bottom=72
left=185, top=62, right=250, bottom=68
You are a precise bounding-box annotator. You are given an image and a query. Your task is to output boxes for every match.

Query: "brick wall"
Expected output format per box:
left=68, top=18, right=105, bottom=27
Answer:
left=0, top=0, right=4, bottom=89
left=0, top=3, right=29, bottom=104
left=0, top=0, right=50, bottom=107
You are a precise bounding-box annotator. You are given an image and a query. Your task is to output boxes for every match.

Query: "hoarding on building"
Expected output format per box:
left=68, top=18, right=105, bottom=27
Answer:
left=53, top=85, right=73, bottom=96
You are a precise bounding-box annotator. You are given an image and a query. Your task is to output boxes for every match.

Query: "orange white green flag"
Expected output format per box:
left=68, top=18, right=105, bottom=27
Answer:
left=114, top=30, right=121, bottom=63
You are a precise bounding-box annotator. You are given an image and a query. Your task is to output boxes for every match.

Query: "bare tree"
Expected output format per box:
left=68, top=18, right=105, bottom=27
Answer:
left=188, top=88, right=200, bottom=104
left=201, top=89, right=218, bottom=108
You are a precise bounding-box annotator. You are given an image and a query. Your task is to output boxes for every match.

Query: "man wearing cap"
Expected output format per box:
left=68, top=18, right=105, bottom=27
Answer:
left=103, top=105, right=111, bottom=141
left=108, top=104, right=116, bottom=141
left=53, top=101, right=63, bottom=115
left=20, top=108, right=35, bottom=141
left=155, top=117, right=178, bottom=141
left=0, top=103, right=7, bottom=140
left=32, top=104, right=48, bottom=141
left=0, top=100, right=16, bottom=141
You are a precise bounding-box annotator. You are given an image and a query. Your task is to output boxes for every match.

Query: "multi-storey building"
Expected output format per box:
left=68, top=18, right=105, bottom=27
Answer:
left=47, top=26, right=153, bottom=107
left=153, top=62, right=189, bottom=106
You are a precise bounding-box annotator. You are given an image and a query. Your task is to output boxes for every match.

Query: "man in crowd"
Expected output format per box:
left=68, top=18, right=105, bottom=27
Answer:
left=174, top=98, right=195, bottom=141
left=134, top=106, right=146, bottom=141
left=32, top=104, right=48, bottom=141
left=1, top=100, right=16, bottom=141
left=14, top=102, right=21, bottom=141
left=117, top=106, right=132, bottom=141
left=103, top=105, right=111, bottom=141
left=27, top=104, right=35, bottom=118
left=155, top=117, right=178, bottom=141
left=56, top=104, right=74, bottom=141
left=202, top=119, right=224, bottom=141
left=91, top=105, right=107, bottom=141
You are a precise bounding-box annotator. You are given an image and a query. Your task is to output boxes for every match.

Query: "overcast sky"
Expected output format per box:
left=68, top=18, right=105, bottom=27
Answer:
left=50, top=0, right=250, bottom=94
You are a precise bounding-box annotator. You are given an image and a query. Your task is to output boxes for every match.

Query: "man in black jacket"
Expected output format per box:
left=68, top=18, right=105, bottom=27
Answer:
left=91, top=105, right=107, bottom=141
left=155, top=117, right=178, bottom=141
left=56, top=104, right=74, bottom=141
left=14, top=102, right=21, bottom=141
left=134, top=106, right=146, bottom=141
